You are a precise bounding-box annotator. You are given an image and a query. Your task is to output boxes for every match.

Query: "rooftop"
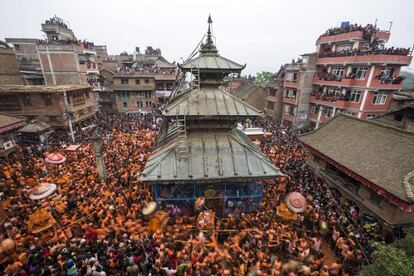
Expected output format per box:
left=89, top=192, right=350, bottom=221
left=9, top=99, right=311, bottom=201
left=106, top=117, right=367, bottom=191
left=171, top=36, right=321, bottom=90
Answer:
left=0, top=85, right=91, bottom=94
left=299, top=114, right=414, bottom=207
left=0, top=113, right=25, bottom=133
left=162, top=87, right=262, bottom=117
left=141, top=128, right=283, bottom=183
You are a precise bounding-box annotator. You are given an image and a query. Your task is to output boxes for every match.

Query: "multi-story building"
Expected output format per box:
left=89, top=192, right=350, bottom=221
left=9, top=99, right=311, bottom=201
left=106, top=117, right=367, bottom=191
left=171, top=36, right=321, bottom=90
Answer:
left=4, top=38, right=44, bottom=85
left=6, top=16, right=99, bottom=87
left=281, top=53, right=317, bottom=127
left=264, top=67, right=285, bottom=122
left=112, top=73, right=157, bottom=113
left=279, top=23, right=412, bottom=129
left=0, top=46, right=23, bottom=85
left=0, top=85, right=97, bottom=128
left=309, top=24, right=412, bottom=128
left=97, top=46, right=176, bottom=113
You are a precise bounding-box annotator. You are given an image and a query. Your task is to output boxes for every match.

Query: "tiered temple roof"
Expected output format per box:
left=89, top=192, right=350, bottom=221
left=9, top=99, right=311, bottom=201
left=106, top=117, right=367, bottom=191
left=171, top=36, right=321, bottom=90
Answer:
left=141, top=16, right=282, bottom=184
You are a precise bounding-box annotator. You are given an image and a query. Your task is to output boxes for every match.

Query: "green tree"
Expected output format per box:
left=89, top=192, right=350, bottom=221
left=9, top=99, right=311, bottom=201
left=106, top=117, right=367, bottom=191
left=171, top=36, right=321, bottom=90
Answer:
left=255, top=71, right=273, bottom=87
left=400, top=70, right=414, bottom=90
left=359, top=233, right=414, bottom=276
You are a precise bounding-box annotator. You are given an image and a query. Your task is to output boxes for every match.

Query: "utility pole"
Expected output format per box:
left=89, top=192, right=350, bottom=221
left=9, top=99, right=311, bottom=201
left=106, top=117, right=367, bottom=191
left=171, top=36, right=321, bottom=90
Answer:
left=388, top=21, right=393, bottom=32
left=63, top=90, right=75, bottom=142
left=90, top=131, right=107, bottom=179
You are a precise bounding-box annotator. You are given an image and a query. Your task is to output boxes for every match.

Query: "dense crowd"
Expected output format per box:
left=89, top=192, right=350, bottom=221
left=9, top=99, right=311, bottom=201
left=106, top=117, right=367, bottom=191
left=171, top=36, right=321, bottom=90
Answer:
left=311, top=89, right=345, bottom=102
left=0, top=114, right=393, bottom=275
left=117, top=65, right=176, bottom=76
left=319, top=46, right=411, bottom=58
left=320, top=24, right=378, bottom=38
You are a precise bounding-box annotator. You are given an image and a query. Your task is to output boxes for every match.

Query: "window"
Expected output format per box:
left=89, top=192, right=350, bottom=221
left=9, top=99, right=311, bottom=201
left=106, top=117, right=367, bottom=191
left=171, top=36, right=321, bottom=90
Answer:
left=367, top=114, right=377, bottom=119
left=336, top=44, right=352, bottom=52
left=293, top=73, right=298, bottom=82
left=145, top=101, right=151, bottom=107
left=268, top=88, right=276, bottom=97
left=372, top=92, right=387, bottom=105
left=135, top=79, right=140, bottom=84
left=121, top=78, right=129, bottom=85
left=352, top=67, right=368, bottom=80
left=332, top=67, right=345, bottom=78
left=157, top=83, right=164, bottom=91
left=311, top=105, right=320, bottom=114
left=380, top=67, right=395, bottom=79
left=286, top=73, right=293, bottom=81
left=137, top=101, right=143, bottom=107
left=342, top=111, right=357, bottom=117
left=283, top=105, right=295, bottom=115
left=347, top=90, right=362, bottom=102
left=322, top=106, right=334, bottom=117
left=23, top=94, right=32, bottom=106
left=42, top=94, right=53, bottom=106
left=286, top=89, right=297, bottom=99
left=72, top=92, right=86, bottom=106
left=267, top=101, right=275, bottom=110
left=123, top=102, right=128, bottom=108
left=85, top=91, right=90, bottom=99
left=144, top=79, right=150, bottom=84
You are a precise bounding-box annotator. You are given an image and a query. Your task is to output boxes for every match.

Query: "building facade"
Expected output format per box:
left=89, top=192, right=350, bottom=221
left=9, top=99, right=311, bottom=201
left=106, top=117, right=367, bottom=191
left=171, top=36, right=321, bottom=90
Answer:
left=0, top=47, right=24, bottom=85
left=278, top=24, right=412, bottom=129
left=6, top=16, right=99, bottom=87
left=0, top=85, right=97, bottom=128
left=281, top=53, right=317, bottom=127
left=310, top=24, right=412, bottom=128
left=264, top=67, right=285, bottom=122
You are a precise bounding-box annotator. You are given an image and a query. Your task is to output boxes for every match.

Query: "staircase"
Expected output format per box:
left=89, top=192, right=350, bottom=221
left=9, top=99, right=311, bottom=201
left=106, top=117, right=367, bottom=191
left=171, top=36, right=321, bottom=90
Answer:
left=176, top=114, right=188, bottom=161
left=190, top=66, right=200, bottom=91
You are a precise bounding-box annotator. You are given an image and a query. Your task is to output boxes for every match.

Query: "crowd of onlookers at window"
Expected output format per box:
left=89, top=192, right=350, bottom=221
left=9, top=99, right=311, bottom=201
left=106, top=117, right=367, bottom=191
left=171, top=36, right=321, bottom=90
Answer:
left=117, top=65, right=176, bottom=75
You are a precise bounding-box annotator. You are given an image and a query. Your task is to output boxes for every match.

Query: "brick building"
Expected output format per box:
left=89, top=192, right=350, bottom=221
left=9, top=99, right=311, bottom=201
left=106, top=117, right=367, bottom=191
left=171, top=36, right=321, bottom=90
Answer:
left=0, top=46, right=23, bottom=85
left=279, top=23, right=412, bottom=129
left=97, top=46, right=176, bottom=113
left=3, top=38, right=42, bottom=85
left=299, top=114, right=414, bottom=227
left=0, top=85, right=97, bottom=128
left=229, top=79, right=267, bottom=112
left=264, top=67, right=285, bottom=122
left=6, top=16, right=99, bottom=87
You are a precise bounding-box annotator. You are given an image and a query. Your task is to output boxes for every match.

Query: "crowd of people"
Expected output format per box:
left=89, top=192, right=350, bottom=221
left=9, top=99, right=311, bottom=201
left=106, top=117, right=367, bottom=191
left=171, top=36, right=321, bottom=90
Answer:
left=0, top=113, right=393, bottom=275
left=320, top=24, right=378, bottom=38
left=319, top=46, right=411, bottom=58
left=117, top=65, right=176, bottom=76
left=311, top=89, right=345, bottom=102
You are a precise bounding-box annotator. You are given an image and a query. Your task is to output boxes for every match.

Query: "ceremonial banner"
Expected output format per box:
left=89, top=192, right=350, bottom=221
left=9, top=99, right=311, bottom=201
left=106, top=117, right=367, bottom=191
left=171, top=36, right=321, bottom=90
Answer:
left=28, top=208, right=56, bottom=233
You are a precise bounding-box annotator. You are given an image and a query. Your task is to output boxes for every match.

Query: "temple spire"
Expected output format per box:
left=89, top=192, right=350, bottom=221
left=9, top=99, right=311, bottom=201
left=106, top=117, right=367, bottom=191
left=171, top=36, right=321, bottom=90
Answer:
left=200, top=14, right=218, bottom=55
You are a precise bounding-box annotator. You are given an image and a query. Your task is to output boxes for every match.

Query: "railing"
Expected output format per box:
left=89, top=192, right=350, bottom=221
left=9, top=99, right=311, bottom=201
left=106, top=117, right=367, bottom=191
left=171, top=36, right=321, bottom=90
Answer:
left=319, top=47, right=411, bottom=58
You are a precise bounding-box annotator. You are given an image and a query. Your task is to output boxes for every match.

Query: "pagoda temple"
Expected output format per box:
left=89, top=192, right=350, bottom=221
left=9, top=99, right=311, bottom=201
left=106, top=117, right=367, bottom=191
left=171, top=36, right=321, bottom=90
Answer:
left=141, top=16, right=283, bottom=217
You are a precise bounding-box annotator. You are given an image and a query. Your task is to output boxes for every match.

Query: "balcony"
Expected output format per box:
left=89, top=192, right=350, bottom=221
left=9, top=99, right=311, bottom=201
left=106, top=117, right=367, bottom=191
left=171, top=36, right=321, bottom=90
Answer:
left=313, top=74, right=367, bottom=88
left=370, top=76, right=405, bottom=90
left=266, top=95, right=277, bottom=102
left=282, top=113, right=295, bottom=122
left=284, top=80, right=299, bottom=88
left=283, top=96, right=297, bottom=105
left=309, top=95, right=349, bottom=108
left=318, top=48, right=412, bottom=65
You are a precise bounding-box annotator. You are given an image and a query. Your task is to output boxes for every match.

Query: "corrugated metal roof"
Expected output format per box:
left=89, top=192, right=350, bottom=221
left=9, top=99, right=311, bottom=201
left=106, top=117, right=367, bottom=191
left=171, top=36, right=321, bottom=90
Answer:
left=18, top=120, right=50, bottom=133
left=180, top=54, right=245, bottom=70
left=141, top=129, right=283, bottom=183
left=162, top=88, right=262, bottom=117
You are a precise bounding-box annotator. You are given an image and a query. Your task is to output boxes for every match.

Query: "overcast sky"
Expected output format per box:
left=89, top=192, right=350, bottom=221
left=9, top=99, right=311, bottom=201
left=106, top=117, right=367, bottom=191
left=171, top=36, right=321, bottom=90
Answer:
left=1, top=0, right=413, bottom=74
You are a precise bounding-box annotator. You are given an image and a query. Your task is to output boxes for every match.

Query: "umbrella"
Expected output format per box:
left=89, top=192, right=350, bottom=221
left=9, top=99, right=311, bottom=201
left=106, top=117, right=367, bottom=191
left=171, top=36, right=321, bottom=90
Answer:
left=285, top=192, right=306, bottom=213
left=142, top=201, right=157, bottom=216
left=29, top=183, right=57, bottom=200
left=45, top=153, right=66, bottom=164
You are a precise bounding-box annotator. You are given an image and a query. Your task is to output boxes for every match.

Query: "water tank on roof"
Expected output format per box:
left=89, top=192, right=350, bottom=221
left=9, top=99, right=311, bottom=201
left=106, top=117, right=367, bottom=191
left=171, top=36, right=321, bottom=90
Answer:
left=340, top=21, right=350, bottom=28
